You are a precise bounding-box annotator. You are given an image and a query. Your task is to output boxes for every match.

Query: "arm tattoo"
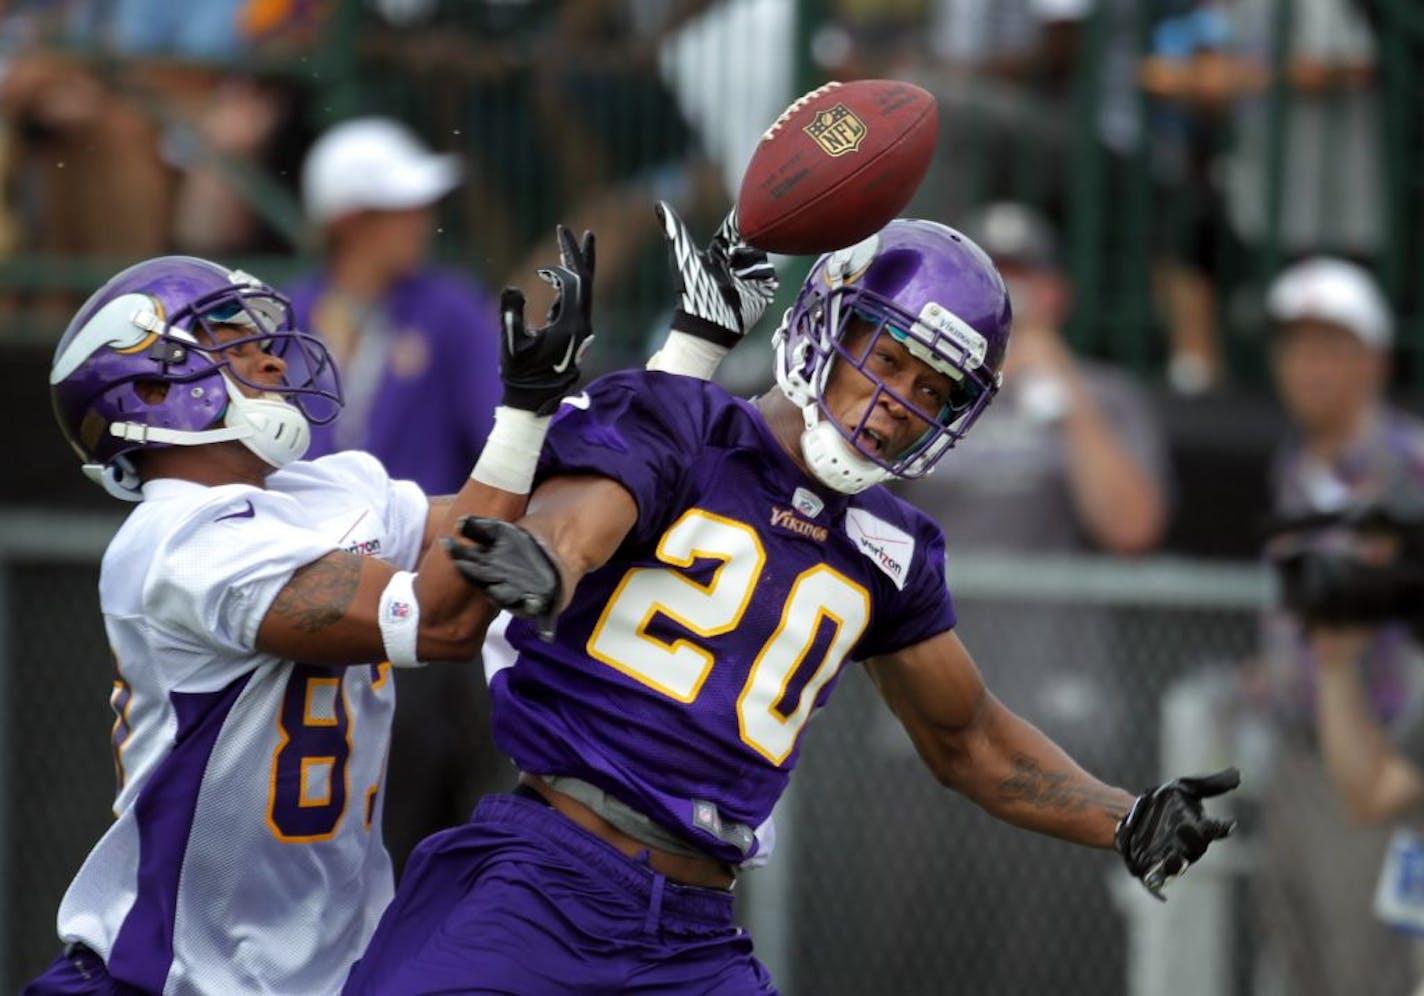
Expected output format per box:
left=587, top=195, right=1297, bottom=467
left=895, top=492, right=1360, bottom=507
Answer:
left=269, top=554, right=362, bottom=633
left=997, top=755, right=1123, bottom=814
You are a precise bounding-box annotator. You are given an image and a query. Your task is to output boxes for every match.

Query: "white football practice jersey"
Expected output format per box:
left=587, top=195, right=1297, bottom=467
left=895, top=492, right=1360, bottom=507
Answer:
left=56, top=451, right=427, bottom=995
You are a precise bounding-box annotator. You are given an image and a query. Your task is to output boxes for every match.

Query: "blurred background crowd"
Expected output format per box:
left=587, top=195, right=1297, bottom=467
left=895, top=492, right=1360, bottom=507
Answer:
left=2, top=1, right=1424, bottom=994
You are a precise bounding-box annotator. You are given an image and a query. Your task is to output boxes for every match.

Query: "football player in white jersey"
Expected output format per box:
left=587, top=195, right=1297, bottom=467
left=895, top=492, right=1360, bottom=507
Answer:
left=27, top=228, right=596, bottom=995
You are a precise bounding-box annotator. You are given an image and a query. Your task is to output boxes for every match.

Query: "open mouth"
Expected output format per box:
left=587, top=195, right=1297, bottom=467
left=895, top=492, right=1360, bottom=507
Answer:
left=856, top=426, right=889, bottom=455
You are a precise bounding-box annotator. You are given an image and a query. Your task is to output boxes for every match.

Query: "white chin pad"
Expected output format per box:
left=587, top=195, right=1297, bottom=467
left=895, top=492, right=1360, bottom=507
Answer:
left=222, top=375, right=310, bottom=468
left=799, top=415, right=891, bottom=495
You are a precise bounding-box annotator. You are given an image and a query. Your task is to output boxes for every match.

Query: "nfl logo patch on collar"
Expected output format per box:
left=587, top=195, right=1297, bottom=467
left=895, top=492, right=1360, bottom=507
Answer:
left=792, top=486, right=824, bottom=518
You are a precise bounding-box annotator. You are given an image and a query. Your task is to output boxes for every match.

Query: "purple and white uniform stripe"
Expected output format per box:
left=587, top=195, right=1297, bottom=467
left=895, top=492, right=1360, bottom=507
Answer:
left=37, top=451, right=426, bottom=995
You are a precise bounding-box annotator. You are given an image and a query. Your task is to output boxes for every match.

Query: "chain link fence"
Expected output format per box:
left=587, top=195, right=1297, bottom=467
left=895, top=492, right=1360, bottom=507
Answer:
left=3, top=516, right=1295, bottom=994
left=740, top=555, right=1270, bottom=996
left=2, top=513, right=126, bottom=988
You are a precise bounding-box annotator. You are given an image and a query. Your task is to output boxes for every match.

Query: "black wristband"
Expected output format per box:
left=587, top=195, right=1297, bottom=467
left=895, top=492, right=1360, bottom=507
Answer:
left=500, top=385, right=564, bottom=417
left=670, top=310, right=743, bottom=350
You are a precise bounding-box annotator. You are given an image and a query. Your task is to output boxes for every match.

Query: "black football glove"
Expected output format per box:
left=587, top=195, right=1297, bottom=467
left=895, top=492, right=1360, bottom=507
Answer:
left=444, top=516, right=563, bottom=640
left=1114, top=767, right=1239, bottom=901
left=657, top=202, right=778, bottom=348
left=499, top=225, right=596, bottom=415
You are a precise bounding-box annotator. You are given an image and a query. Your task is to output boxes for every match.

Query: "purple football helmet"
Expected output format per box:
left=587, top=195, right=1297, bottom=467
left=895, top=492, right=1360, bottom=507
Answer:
left=50, top=256, right=341, bottom=499
left=773, top=219, right=1012, bottom=493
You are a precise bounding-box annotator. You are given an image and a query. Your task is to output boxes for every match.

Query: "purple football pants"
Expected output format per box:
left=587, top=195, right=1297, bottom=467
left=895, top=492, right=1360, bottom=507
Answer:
left=22, top=945, right=143, bottom=995
left=345, top=791, right=777, bottom=995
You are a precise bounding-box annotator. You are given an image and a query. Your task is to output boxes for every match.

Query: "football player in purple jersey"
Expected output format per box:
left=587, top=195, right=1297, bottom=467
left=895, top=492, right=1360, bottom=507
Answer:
left=347, top=207, right=1240, bottom=994
left=29, top=229, right=594, bottom=995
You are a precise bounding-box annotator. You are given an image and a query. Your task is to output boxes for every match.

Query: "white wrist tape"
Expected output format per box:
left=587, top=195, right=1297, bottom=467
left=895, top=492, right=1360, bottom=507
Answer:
left=378, top=570, right=423, bottom=668
left=646, top=330, right=729, bottom=380
left=471, top=406, right=551, bottom=494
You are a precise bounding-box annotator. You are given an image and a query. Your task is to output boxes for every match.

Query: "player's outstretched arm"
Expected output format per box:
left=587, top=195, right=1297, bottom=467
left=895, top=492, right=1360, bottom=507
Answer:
left=647, top=203, right=777, bottom=380
left=444, top=474, right=639, bottom=640
left=256, top=226, right=596, bottom=666
left=866, top=630, right=1237, bottom=900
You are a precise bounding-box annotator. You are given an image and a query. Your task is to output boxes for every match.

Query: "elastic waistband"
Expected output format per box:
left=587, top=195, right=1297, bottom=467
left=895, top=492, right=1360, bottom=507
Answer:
left=475, top=792, right=736, bottom=926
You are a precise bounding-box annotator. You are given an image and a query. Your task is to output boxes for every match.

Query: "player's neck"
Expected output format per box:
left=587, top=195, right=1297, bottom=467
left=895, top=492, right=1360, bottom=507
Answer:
left=754, top=390, right=812, bottom=475
left=138, top=442, right=273, bottom=491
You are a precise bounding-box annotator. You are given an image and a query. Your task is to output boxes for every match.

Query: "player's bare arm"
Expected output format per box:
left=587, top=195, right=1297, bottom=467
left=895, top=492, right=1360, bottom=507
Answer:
left=422, top=495, right=456, bottom=551
left=869, top=629, right=1237, bottom=898
left=259, top=225, right=596, bottom=667
left=407, top=228, right=595, bottom=638
left=519, top=476, right=639, bottom=601
left=255, top=547, right=500, bottom=664
left=267, top=552, right=365, bottom=634
left=866, top=630, right=1133, bottom=848
left=442, top=474, right=639, bottom=636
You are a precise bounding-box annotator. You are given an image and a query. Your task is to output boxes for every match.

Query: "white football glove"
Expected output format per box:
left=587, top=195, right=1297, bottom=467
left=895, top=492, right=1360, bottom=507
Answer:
left=650, top=203, right=778, bottom=379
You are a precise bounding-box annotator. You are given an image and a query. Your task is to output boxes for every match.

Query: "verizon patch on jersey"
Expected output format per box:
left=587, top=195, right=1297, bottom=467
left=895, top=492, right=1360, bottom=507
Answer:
left=845, top=508, right=914, bottom=589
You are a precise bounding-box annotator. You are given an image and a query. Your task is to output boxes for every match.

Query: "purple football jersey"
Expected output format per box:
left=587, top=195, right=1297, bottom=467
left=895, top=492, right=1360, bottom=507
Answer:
left=493, top=371, right=956, bottom=864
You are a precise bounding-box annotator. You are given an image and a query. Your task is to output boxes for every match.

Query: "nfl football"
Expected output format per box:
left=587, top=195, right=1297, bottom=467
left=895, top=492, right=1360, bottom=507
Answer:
left=737, top=79, right=939, bottom=255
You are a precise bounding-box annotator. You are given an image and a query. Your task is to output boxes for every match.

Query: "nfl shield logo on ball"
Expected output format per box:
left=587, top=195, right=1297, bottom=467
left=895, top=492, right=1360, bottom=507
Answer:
left=804, top=104, right=867, bottom=157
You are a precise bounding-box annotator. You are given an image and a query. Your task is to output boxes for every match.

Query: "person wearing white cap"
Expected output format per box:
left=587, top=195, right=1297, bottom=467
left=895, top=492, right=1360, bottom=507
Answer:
left=301, top=118, right=464, bottom=232
left=285, top=116, right=508, bottom=877
left=1252, top=256, right=1424, bottom=996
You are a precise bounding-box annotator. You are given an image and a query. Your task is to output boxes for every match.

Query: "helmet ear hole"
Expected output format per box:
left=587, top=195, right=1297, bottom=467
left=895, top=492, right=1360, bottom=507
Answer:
left=134, top=379, right=169, bottom=405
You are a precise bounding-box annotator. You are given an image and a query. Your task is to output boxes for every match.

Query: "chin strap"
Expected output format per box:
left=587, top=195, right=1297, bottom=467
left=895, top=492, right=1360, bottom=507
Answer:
left=795, top=396, right=892, bottom=495
left=774, top=317, right=892, bottom=496
left=221, top=381, right=311, bottom=468
left=105, top=394, right=310, bottom=469
left=98, top=374, right=310, bottom=498
left=108, top=421, right=251, bottom=446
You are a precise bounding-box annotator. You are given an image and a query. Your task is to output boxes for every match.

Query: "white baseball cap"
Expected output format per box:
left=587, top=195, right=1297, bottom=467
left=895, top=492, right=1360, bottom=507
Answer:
left=1266, top=256, right=1393, bottom=349
left=302, top=117, right=462, bottom=225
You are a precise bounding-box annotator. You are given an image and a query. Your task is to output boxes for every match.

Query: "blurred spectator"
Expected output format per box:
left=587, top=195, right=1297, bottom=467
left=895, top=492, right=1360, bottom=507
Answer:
left=354, top=0, right=728, bottom=364
left=897, top=201, right=1169, bottom=558
left=165, top=73, right=301, bottom=257
left=1139, top=0, right=1379, bottom=394
left=879, top=202, right=1169, bottom=994
left=1314, top=624, right=1424, bottom=827
left=893, top=199, right=1168, bottom=773
left=1250, top=256, right=1422, bottom=996
left=921, top=0, right=1092, bottom=224
left=657, top=0, right=793, bottom=207
left=1138, top=1, right=1252, bottom=395
left=0, top=4, right=171, bottom=266
left=931, top=0, right=1087, bottom=85
left=0, top=0, right=318, bottom=279
left=498, top=0, right=728, bottom=353
left=1313, top=623, right=1424, bottom=993
left=808, top=0, right=927, bottom=80
left=655, top=0, right=793, bottom=391
left=286, top=115, right=507, bottom=873
left=1310, top=615, right=1424, bottom=996
left=291, top=117, right=502, bottom=488
left=1223, top=0, right=1381, bottom=261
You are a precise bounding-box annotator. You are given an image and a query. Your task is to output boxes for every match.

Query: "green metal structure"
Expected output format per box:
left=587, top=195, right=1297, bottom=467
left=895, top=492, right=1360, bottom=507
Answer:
left=0, top=0, right=1419, bottom=390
